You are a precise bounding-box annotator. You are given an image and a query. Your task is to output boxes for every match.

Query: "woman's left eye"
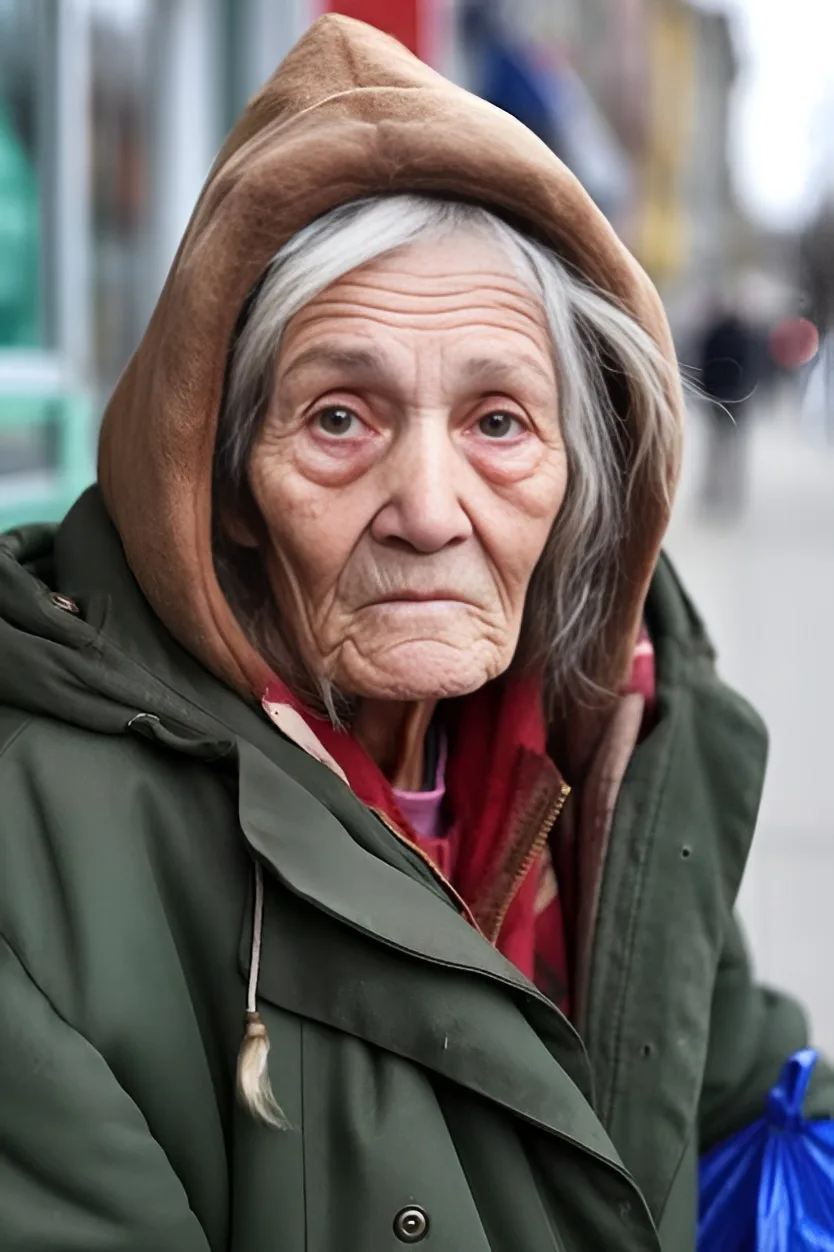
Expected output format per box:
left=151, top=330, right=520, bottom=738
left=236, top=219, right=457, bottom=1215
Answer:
left=477, top=412, right=524, bottom=439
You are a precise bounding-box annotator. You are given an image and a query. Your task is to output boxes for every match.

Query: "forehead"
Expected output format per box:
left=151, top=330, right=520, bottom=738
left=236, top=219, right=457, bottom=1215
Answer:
left=281, top=233, right=551, bottom=349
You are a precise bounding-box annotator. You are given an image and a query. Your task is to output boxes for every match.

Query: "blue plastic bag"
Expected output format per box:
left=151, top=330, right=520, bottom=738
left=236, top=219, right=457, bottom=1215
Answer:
left=698, top=1049, right=834, bottom=1251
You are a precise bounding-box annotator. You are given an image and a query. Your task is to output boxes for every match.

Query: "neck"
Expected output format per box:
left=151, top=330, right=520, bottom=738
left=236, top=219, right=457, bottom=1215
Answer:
left=353, top=698, right=437, bottom=790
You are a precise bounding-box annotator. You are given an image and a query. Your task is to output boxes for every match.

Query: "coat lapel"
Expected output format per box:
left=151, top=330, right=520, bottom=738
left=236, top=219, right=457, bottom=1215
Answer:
left=235, top=735, right=643, bottom=1183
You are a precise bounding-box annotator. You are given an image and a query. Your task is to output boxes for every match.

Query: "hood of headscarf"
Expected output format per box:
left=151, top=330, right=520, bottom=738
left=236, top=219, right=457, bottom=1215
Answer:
left=97, top=13, right=683, bottom=767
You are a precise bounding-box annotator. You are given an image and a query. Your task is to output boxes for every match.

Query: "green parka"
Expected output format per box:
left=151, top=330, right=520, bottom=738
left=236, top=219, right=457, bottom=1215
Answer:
left=1, top=489, right=831, bottom=1252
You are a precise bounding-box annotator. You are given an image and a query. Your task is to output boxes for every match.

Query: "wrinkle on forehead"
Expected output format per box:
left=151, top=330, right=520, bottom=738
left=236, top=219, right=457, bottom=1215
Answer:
left=290, top=278, right=546, bottom=326
left=280, top=259, right=553, bottom=394
left=284, top=235, right=547, bottom=331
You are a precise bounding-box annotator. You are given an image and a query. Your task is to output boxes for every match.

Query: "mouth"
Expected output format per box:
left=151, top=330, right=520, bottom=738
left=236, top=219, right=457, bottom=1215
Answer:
left=387, top=590, right=466, bottom=602
left=365, top=591, right=472, bottom=607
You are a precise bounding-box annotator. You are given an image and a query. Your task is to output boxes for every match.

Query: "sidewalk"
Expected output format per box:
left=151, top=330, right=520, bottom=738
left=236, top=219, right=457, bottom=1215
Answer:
left=666, top=402, right=834, bottom=1050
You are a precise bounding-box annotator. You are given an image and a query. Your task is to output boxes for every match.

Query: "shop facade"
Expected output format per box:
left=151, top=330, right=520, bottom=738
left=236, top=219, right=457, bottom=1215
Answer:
left=0, top=0, right=463, bottom=526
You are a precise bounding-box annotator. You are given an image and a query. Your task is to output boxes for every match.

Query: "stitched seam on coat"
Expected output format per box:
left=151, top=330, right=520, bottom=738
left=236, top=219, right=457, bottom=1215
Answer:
left=0, top=715, right=36, bottom=767
left=598, top=647, right=684, bottom=1128
left=0, top=927, right=86, bottom=1042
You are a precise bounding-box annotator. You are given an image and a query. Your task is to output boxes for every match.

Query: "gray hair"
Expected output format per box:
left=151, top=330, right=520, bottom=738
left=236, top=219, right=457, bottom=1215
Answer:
left=213, top=194, right=678, bottom=718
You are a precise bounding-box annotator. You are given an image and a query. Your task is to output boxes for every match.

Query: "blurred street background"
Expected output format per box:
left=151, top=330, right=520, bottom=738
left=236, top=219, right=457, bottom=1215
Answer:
left=1, top=0, right=833, bottom=1043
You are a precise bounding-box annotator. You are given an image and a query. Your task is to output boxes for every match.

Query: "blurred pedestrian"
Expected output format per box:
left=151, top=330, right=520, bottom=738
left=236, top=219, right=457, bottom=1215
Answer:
left=697, top=301, right=765, bottom=515
left=1, top=15, right=832, bottom=1252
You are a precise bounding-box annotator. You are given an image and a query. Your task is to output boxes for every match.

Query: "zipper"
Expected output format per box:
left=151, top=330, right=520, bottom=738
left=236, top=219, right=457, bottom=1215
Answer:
left=486, top=781, right=571, bottom=942
left=372, top=778, right=571, bottom=950
left=369, top=805, right=486, bottom=938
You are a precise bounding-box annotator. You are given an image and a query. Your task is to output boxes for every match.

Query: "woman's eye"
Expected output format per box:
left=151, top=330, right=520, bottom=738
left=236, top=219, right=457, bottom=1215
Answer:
left=315, top=406, right=359, bottom=437
left=477, top=411, right=523, bottom=439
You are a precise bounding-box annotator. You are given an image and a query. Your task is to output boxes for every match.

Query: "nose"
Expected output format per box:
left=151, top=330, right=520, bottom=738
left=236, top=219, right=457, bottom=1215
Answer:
left=370, top=419, right=473, bottom=553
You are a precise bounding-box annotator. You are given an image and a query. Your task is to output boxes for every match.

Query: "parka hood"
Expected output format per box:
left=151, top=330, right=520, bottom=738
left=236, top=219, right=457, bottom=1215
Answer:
left=0, top=497, right=233, bottom=745
left=96, top=14, right=684, bottom=750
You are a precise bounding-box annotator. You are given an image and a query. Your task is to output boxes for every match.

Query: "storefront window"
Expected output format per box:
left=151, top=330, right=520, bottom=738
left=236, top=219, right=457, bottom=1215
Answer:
left=0, top=0, right=53, bottom=349
left=0, top=0, right=209, bottom=523
left=0, top=0, right=156, bottom=519
left=89, top=0, right=155, bottom=394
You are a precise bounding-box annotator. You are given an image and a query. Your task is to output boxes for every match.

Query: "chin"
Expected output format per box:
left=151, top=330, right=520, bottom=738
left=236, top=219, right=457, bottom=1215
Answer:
left=344, top=642, right=505, bottom=702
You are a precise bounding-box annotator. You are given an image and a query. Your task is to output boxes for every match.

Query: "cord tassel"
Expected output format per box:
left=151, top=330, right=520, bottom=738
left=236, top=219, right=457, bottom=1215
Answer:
left=235, top=862, right=288, bottom=1129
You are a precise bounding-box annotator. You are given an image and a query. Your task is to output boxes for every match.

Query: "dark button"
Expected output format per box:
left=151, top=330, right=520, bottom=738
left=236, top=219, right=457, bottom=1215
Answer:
left=393, top=1206, right=429, bottom=1243
left=49, top=593, right=80, bottom=615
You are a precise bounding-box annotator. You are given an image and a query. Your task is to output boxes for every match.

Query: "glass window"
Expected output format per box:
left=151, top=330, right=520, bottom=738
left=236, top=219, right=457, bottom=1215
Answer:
left=0, top=0, right=55, bottom=349
left=89, top=0, right=155, bottom=394
left=0, top=0, right=156, bottom=521
left=0, top=0, right=205, bottom=524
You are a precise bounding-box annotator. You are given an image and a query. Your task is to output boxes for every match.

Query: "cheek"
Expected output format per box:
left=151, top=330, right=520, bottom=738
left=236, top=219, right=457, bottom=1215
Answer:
left=526, top=449, right=570, bottom=525
left=484, top=455, right=568, bottom=593
left=250, top=438, right=323, bottom=524
left=469, top=428, right=568, bottom=516
left=248, top=447, right=367, bottom=594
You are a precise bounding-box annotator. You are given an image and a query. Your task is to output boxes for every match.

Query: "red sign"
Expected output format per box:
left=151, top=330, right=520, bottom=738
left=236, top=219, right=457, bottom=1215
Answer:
left=318, top=0, right=433, bottom=61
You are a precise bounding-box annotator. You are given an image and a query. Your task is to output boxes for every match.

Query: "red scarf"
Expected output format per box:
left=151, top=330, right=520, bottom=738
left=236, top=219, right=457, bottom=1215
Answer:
left=262, top=627, right=655, bottom=1018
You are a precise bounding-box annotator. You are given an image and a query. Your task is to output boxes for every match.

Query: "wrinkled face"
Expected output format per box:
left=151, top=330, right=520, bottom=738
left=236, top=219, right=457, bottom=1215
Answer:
left=245, top=233, right=568, bottom=701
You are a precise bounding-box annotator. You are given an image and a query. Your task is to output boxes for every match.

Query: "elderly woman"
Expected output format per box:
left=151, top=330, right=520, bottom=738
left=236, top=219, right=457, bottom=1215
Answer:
left=0, top=16, right=831, bottom=1252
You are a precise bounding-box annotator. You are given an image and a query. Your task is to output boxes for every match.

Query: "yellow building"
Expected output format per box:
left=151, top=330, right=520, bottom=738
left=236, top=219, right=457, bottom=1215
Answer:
left=635, top=0, right=697, bottom=286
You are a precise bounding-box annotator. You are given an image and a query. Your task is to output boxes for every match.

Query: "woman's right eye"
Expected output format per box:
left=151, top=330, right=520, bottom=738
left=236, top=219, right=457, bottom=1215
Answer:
left=314, top=406, right=358, bottom=437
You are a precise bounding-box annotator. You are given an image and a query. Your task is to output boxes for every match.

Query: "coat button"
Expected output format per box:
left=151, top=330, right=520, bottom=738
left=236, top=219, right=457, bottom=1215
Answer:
left=49, top=593, right=80, bottom=615
left=393, top=1206, right=429, bottom=1243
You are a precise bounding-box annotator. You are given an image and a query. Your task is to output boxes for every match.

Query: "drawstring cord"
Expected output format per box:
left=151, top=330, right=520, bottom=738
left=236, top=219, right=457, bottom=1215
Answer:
left=236, top=860, right=288, bottom=1128
left=246, top=860, right=265, bottom=1018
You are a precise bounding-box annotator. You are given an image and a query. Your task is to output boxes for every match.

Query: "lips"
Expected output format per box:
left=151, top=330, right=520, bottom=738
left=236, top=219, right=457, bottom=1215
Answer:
left=379, top=591, right=468, bottom=603
left=358, top=591, right=476, bottom=611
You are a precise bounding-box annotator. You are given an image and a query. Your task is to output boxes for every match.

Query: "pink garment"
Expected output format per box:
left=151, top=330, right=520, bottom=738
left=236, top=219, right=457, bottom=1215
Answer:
left=391, top=733, right=454, bottom=876
left=391, top=731, right=448, bottom=840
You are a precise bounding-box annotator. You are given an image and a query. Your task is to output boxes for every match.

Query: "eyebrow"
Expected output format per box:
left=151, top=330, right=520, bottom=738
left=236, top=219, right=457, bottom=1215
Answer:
left=460, top=355, right=555, bottom=392
left=279, top=345, right=389, bottom=384
left=279, top=344, right=555, bottom=393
